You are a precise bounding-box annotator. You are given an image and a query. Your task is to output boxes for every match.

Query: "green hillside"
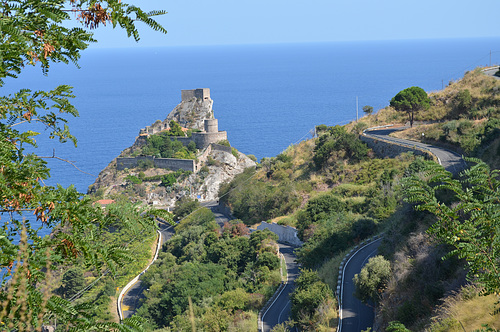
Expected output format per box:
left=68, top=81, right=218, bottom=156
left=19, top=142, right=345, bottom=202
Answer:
left=219, top=68, right=500, bottom=331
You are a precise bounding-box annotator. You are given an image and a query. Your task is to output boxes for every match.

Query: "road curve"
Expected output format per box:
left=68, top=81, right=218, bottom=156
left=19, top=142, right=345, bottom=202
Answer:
left=120, top=223, right=174, bottom=319
left=339, top=238, right=382, bottom=332
left=364, top=127, right=466, bottom=175
left=261, top=243, right=300, bottom=332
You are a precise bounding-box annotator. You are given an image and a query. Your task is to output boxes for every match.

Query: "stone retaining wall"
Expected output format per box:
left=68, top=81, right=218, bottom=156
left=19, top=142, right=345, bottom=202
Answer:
left=116, top=156, right=195, bottom=172
left=256, top=221, right=303, bottom=247
left=360, top=134, right=434, bottom=160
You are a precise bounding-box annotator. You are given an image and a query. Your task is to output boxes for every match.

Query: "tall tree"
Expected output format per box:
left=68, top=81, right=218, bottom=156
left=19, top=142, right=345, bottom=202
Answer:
left=362, top=105, right=374, bottom=115
left=390, top=86, right=430, bottom=127
left=0, top=1, right=170, bottom=330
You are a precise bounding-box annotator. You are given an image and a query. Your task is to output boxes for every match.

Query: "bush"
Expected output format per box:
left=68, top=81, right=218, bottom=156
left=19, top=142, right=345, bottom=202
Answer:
left=125, top=174, right=142, bottom=185
left=173, top=197, right=200, bottom=221
left=256, top=252, right=280, bottom=270
left=247, top=154, right=257, bottom=162
left=161, top=173, right=177, bottom=187
left=353, top=255, right=391, bottom=303
left=217, top=139, right=230, bottom=147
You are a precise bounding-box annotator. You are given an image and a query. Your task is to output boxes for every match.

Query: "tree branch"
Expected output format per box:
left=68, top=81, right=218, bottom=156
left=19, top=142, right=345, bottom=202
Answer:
left=37, top=149, right=95, bottom=177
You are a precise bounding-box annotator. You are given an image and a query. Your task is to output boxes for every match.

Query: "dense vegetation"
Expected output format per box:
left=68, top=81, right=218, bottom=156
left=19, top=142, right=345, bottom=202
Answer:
left=136, top=208, right=283, bottom=330
left=138, top=123, right=197, bottom=159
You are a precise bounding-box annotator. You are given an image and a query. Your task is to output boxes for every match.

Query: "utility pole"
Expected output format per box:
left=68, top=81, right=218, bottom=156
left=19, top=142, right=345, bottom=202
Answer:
left=356, top=96, right=358, bottom=122
left=490, top=50, right=492, bottom=67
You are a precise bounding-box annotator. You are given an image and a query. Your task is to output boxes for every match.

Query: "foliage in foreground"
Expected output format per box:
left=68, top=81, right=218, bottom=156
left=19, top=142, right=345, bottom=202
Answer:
left=0, top=0, right=167, bottom=330
left=403, top=158, right=500, bottom=295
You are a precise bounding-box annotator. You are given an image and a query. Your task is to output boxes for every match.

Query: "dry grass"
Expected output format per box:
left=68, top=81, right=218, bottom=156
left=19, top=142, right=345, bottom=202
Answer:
left=429, top=285, right=500, bottom=331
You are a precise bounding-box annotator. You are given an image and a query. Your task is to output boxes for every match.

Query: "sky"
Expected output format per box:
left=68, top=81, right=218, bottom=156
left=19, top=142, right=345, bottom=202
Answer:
left=89, top=0, right=500, bottom=48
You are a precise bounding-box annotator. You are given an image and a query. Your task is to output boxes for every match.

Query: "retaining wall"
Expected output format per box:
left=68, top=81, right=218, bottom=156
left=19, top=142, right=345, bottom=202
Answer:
left=211, top=143, right=233, bottom=154
left=360, top=134, right=434, bottom=160
left=116, top=156, right=195, bottom=172
left=256, top=221, right=303, bottom=247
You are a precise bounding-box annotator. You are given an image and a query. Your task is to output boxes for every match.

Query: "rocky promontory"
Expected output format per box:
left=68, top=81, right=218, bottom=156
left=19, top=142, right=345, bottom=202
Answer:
left=88, top=89, right=256, bottom=208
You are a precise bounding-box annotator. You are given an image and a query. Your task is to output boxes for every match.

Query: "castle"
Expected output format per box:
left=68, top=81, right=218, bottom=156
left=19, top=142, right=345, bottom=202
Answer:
left=136, top=88, right=226, bottom=150
left=116, top=89, right=229, bottom=172
left=181, top=88, right=210, bottom=101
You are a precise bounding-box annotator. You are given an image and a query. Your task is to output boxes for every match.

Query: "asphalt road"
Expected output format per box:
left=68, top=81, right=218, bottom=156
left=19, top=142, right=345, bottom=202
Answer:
left=261, top=243, right=300, bottom=332
left=339, top=238, right=382, bottom=332
left=365, top=127, right=466, bottom=175
left=121, top=222, right=174, bottom=318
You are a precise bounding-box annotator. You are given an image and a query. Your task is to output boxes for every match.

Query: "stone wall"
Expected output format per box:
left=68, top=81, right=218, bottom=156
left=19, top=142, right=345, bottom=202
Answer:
left=212, top=143, right=233, bottom=154
left=181, top=88, right=210, bottom=101
left=256, top=222, right=303, bottom=247
left=193, top=131, right=228, bottom=149
left=360, top=134, right=434, bottom=160
left=116, top=156, right=195, bottom=172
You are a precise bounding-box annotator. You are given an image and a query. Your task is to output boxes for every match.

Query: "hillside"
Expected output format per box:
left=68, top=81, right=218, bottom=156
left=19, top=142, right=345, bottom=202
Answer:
left=217, top=68, right=500, bottom=331
left=357, top=68, right=500, bottom=168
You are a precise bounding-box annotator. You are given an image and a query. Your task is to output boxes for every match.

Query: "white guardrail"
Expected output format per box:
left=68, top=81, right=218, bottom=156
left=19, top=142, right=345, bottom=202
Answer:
left=117, top=229, right=162, bottom=322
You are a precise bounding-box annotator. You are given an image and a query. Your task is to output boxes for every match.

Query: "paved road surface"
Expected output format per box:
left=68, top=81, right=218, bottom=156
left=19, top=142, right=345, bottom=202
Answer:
left=121, top=222, right=174, bottom=318
left=365, top=127, right=466, bottom=175
left=261, top=243, right=300, bottom=332
left=339, top=238, right=382, bottom=332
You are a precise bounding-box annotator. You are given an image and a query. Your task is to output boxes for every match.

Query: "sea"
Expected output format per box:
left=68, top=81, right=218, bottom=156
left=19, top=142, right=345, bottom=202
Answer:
left=3, top=37, right=500, bottom=196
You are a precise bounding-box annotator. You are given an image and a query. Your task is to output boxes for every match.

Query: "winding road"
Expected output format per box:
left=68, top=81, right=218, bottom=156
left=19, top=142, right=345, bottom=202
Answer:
left=121, top=222, right=174, bottom=319
left=338, top=238, right=382, bottom=332
left=261, top=243, right=300, bottom=332
left=364, top=126, right=466, bottom=175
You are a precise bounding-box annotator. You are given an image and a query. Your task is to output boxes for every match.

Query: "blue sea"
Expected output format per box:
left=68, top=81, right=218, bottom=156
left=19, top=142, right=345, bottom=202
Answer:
left=3, top=38, right=500, bottom=195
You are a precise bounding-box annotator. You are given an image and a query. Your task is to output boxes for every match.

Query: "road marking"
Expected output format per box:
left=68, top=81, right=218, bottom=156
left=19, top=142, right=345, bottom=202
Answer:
left=278, top=300, right=290, bottom=324
left=338, top=237, right=382, bottom=332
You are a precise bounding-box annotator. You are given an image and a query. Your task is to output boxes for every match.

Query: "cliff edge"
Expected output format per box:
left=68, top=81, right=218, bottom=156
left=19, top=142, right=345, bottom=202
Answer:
left=88, top=89, right=256, bottom=208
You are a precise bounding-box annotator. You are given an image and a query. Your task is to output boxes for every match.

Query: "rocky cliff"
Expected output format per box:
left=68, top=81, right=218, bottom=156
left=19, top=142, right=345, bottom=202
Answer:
left=88, top=90, right=256, bottom=208
left=166, top=97, right=214, bottom=130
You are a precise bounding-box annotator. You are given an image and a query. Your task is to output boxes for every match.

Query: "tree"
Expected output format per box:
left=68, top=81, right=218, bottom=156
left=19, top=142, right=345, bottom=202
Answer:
left=390, top=86, right=430, bottom=127
left=353, top=255, right=391, bottom=303
left=402, top=158, right=500, bottom=295
left=0, top=1, right=169, bottom=330
left=362, top=105, right=374, bottom=115
left=168, top=120, right=185, bottom=136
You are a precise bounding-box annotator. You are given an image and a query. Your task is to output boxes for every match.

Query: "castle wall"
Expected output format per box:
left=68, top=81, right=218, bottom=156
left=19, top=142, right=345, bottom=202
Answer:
left=193, top=131, right=227, bottom=149
left=116, top=156, right=195, bottom=172
left=204, top=119, right=218, bottom=133
left=211, top=143, right=233, bottom=154
left=181, top=88, right=210, bottom=101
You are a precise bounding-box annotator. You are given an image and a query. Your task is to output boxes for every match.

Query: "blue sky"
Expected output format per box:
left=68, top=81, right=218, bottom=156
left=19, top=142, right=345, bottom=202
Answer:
left=91, top=0, right=500, bottom=47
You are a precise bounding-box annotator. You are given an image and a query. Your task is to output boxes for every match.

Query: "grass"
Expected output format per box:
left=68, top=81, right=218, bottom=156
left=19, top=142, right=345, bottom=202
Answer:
left=317, top=248, right=350, bottom=291
left=281, top=255, right=287, bottom=281
left=430, top=291, right=500, bottom=331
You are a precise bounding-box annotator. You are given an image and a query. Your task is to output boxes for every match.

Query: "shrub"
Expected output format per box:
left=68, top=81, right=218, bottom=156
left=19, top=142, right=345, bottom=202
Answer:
left=353, top=255, right=391, bottom=303
left=217, top=139, right=231, bottom=147
left=161, top=173, right=177, bottom=187
left=125, top=174, right=142, bottom=185
left=231, top=147, right=239, bottom=158
left=247, top=154, right=257, bottom=162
